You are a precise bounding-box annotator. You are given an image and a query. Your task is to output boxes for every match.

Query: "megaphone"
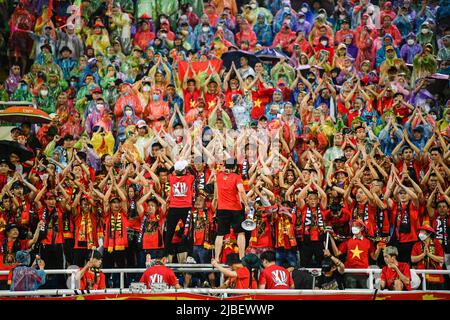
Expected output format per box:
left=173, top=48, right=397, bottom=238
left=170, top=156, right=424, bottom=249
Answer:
left=241, top=207, right=256, bottom=231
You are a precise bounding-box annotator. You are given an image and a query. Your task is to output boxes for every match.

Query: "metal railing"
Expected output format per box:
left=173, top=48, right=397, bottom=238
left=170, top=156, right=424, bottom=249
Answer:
left=1, top=288, right=450, bottom=298
left=1, top=265, right=449, bottom=296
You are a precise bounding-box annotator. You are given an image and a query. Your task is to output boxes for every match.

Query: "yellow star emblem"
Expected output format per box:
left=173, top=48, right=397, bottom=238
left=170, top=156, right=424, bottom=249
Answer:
left=208, top=100, right=216, bottom=109
left=350, top=245, right=364, bottom=259
left=228, top=100, right=234, bottom=108
left=254, top=99, right=262, bottom=108
left=190, top=99, right=196, bottom=108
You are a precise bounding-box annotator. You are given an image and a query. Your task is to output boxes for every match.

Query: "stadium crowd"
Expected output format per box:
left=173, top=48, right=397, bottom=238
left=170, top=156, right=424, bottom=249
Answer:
left=0, top=0, right=449, bottom=292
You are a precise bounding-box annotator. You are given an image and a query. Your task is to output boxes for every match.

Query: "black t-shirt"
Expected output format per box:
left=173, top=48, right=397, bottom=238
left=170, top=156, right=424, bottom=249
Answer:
left=316, top=272, right=345, bottom=290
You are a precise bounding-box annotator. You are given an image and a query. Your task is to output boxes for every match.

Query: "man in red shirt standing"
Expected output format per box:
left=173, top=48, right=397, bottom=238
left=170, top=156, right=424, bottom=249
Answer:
left=388, top=183, right=421, bottom=264
left=259, top=250, right=294, bottom=289
left=214, top=159, right=250, bottom=260
left=330, top=219, right=379, bottom=288
left=140, top=252, right=181, bottom=289
left=164, top=160, right=195, bottom=259
left=380, top=246, right=411, bottom=291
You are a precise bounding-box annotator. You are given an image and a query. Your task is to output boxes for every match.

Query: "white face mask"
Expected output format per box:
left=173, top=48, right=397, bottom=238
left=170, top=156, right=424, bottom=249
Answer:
left=299, top=18, right=305, bottom=23
left=143, top=85, right=151, bottom=92
left=251, top=4, right=257, bottom=9
left=431, top=114, right=437, bottom=120
left=40, top=90, right=48, bottom=96
left=301, top=7, right=308, bottom=13
left=352, top=227, right=361, bottom=235
left=418, top=233, right=428, bottom=241
left=125, top=110, right=132, bottom=116
left=321, top=40, right=328, bottom=46
left=96, top=104, right=104, bottom=111
left=422, top=28, right=430, bottom=34
left=407, top=39, right=414, bottom=45
left=202, top=27, right=210, bottom=33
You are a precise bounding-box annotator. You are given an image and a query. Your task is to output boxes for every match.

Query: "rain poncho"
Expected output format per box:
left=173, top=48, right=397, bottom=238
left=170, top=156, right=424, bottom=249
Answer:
left=375, top=34, right=400, bottom=67
left=273, top=5, right=299, bottom=34
left=253, top=14, right=273, bottom=46
left=400, top=34, right=423, bottom=64
left=5, top=67, right=21, bottom=94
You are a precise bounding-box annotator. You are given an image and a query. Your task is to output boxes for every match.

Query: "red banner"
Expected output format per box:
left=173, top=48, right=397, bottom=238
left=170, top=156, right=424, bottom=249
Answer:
left=177, top=59, right=223, bottom=81
left=2, top=292, right=450, bottom=300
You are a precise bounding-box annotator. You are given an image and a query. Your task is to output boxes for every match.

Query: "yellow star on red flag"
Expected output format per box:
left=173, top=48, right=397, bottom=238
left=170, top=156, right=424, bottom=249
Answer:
left=253, top=99, right=262, bottom=108
left=350, top=245, right=364, bottom=259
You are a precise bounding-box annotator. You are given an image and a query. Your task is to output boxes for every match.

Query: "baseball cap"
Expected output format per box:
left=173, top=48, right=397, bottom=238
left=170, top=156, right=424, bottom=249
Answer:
left=174, top=160, right=188, bottom=171
left=136, top=120, right=147, bottom=128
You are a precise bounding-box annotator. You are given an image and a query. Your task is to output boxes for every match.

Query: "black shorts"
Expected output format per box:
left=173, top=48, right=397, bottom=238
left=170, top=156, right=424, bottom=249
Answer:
left=216, top=209, right=245, bottom=236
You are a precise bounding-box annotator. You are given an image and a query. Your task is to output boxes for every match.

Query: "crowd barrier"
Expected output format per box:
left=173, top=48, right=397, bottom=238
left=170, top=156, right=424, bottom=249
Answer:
left=1, top=264, right=449, bottom=298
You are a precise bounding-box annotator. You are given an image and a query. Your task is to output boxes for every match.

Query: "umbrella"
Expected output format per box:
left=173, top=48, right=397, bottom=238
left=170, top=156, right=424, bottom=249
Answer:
left=0, top=140, right=34, bottom=162
left=0, top=106, right=51, bottom=124
left=423, top=73, right=449, bottom=95
left=254, top=48, right=289, bottom=62
left=221, top=50, right=261, bottom=70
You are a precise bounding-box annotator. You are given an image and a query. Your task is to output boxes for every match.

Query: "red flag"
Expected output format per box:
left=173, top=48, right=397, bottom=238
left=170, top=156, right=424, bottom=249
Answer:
left=177, top=59, right=223, bottom=81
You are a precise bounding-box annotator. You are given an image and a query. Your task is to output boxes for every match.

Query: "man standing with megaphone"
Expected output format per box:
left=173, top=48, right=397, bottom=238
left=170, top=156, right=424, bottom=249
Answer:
left=213, top=158, right=250, bottom=261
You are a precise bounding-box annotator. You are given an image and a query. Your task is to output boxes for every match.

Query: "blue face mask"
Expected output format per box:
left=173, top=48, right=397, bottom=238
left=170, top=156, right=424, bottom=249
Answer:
left=153, top=94, right=159, bottom=101
left=21, top=84, right=27, bottom=90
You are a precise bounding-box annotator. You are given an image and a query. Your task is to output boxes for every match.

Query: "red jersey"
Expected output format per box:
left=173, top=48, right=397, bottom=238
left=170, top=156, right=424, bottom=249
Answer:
left=411, top=240, right=444, bottom=283
left=192, top=208, right=214, bottom=247
left=259, top=264, right=294, bottom=289
left=139, top=265, right=178, bottom=289
left=348, top=201, right=376, bottom=238
left=183, top=88, right=201, bottom=114
left=228, top=267, right=256, bottom=289
left=324, top=209, right=351, bottom=239
left=168, top=174, right=195, bottom=208
left=381, top=262, right=412, bottom=290
left=249, top=206, right=275, bottom=248
left=140, top=206, right=165, bottom=250
left=79, top=268, right=106, bottom=290
left=38, top=206, right=65, bottom=245
left=338, top=236, right=374, bottom=269
left=216, top=171, right=243, bottom=211
left=15, top=198, right=31, bottom=227
left=203, top=92, right=219, bottom=114
left=298, top=206, right=327, bottom=242
left=391, top=201, right=421, bottom=243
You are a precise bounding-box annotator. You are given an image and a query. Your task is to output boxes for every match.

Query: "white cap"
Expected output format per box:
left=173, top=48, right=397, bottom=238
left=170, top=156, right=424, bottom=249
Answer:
left=66, top=23, right=75, bottom=30
left=174, top=159, right=188, bottom=171
left=186, top=256, right=197, bottom=264
left=136, top=120, right=147, bottom=128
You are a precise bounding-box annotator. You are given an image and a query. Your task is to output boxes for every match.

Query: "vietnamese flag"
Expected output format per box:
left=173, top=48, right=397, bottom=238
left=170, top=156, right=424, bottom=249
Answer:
left=250, top=82, right=274, bottom=120
left=177, top=59, right=223, bottom=80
